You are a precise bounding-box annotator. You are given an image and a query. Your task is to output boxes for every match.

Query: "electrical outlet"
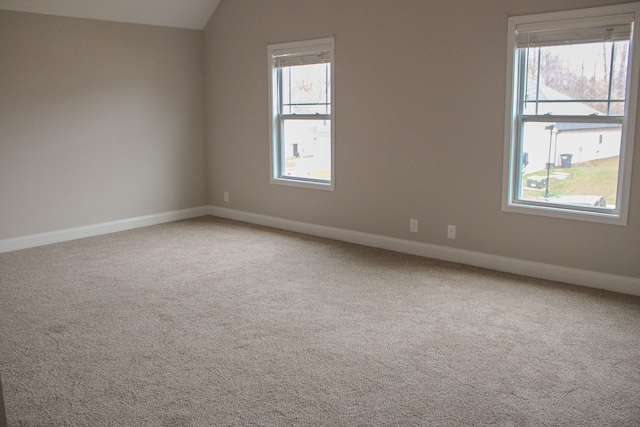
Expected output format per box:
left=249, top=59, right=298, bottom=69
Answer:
left=410, top=219, right=418, bottom=233
left=224, top=191, right=229, bottom=202
left=447, top=225, right=456, bottom=239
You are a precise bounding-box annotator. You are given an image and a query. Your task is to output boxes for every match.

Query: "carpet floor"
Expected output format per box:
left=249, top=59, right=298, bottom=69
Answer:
left=0, top=216, right=639, bottom=426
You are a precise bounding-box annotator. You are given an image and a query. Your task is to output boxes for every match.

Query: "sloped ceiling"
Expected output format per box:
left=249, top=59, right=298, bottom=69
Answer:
left=0, top=0, right=222, bottom=30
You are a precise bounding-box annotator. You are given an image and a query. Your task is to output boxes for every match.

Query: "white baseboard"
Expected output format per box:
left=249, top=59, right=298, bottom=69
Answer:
left=0, top=206, right=210, bottom=254
left=209, top=206, right=640, bottom=297
left=2, top=205, right=637, bottom=297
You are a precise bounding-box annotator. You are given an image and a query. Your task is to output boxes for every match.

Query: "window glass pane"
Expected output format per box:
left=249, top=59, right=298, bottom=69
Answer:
left=282, top=63, right=331, bottom=115
left=523, top=41, right=629, bottom=116
left=611, top=42, right=629, bottom=101
left=281, top=119, right=331, bottom=180
left=519, top=121, right=621, bottom=209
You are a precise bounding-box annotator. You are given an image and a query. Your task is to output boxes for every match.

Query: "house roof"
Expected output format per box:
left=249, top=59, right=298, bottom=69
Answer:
left=525, top=81, right=620, bottom=132
left=525, top=81, right=598, bottom=116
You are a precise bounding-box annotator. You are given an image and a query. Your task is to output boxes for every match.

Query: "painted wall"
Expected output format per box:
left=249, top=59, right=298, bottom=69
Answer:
left=203, top=0, right=640, bottom=279
left=0, top=11, right=208, bottom=239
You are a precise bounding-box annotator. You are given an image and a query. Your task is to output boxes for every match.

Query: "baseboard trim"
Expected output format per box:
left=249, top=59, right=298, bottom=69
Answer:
left=2, top=206, right=637, bottom=296
left=209, top=206, right=640, bottom=297
left=0, top=206, right=210, bottom=254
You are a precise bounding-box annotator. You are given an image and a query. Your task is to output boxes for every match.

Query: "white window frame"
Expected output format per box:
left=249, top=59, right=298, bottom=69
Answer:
left=502, top=3, right=640, bottom=225
left=268, top=37, right=335, bottom=191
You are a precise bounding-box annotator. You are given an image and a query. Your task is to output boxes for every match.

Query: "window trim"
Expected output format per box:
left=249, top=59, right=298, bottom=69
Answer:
left=268, top=37, right=335, bottom=191
left=502, top=3, right=640, bottom=225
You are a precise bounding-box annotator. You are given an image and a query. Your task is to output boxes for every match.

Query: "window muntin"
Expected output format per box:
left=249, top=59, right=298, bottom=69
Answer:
left=281, top=63, right=331, bottom=115
left=268, top=38, right=334, bottom=190
left=503, top=5, right=639, bottom=224
left=522, top=42, right=629, bottom=116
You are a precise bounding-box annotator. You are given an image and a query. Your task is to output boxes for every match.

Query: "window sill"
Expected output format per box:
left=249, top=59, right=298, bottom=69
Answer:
left=502, top=201, right=626, bottom=226
left=271, top=177, right=334, bottom=191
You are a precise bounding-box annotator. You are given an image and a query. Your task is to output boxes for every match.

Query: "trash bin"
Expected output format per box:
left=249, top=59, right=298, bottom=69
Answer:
left=560, top=154, right=573, bottom=168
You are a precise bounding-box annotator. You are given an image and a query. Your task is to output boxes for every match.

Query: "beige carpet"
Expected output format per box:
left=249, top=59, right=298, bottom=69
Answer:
left=0, top=216, right=639, bottom=426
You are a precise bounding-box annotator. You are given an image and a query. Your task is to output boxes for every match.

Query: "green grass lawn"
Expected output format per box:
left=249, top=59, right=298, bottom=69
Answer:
left=309, top=170, right=331, bottom=179
left=285, top=156, right=331, bottom=180
left=522, top=156, right=619, bottom=203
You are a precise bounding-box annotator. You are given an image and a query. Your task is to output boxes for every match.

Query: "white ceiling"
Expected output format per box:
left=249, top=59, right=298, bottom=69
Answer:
left=0, top=0, right=222, bottom=30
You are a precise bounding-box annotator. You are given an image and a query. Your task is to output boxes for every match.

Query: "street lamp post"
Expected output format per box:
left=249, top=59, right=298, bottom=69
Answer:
left=544, top=124, right=555, bottom=199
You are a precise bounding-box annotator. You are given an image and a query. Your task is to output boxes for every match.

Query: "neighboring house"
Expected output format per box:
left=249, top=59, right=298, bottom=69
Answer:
left=522, top=82, right=620, bottom=173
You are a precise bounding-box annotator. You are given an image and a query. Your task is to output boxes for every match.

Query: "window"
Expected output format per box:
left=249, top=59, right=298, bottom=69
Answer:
left=268, top=37, right=335, bottom=190
left=502, top=4, right=640, bottom=224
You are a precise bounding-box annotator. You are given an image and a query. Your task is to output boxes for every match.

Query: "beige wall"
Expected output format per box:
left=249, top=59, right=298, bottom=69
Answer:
left=203, top=0, right=640, bottom=279
left=0, top=11, right=208, bottom=239
left=1, top=2, right=637, bottom=280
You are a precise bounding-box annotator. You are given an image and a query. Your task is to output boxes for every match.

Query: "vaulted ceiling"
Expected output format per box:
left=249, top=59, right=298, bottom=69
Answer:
left=0, top=0, right=222, bottom=30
